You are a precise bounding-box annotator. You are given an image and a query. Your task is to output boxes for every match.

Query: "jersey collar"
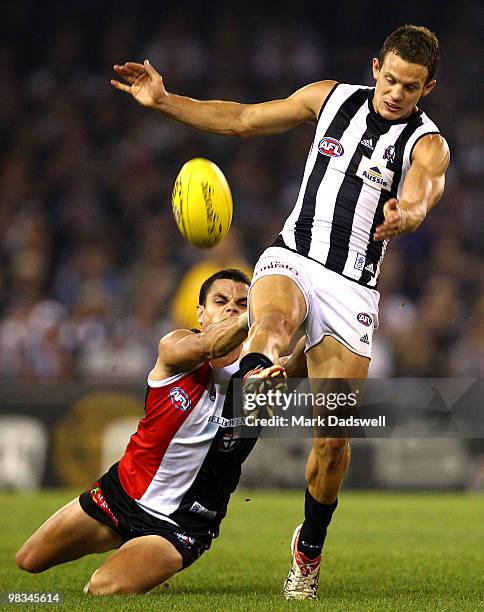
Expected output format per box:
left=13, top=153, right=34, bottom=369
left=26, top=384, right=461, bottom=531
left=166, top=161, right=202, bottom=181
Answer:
left=211, top=359, right=240, bottom=381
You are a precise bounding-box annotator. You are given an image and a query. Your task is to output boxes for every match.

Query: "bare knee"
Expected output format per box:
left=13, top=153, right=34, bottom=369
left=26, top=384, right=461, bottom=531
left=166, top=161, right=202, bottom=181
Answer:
left=15, top=545, right=44, bottom=574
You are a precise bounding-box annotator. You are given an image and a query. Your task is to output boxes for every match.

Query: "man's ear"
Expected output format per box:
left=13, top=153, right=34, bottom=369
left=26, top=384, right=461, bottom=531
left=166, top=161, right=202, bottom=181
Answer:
left=372, top=58, right=381, bottom=81
left=422, top=79, right=437, bottom=97
left=197, top=304, right=204, bottom=325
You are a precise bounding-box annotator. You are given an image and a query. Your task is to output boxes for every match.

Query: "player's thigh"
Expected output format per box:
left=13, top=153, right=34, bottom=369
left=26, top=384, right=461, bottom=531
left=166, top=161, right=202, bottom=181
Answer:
left=88, top=535, right=183, bottom=595
left=16, top=497, right=121, bottom=571
left=249, top=274, right=307, bottom=330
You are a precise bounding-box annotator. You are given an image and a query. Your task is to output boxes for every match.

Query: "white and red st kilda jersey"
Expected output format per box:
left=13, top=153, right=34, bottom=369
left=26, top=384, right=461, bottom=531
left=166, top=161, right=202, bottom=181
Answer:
left=118, top=360, right=239, bottom=527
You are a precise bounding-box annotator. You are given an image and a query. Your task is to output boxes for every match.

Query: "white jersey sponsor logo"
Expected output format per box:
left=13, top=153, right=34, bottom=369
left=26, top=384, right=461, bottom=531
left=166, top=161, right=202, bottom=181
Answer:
left=356, top=157, right=394, bottom=191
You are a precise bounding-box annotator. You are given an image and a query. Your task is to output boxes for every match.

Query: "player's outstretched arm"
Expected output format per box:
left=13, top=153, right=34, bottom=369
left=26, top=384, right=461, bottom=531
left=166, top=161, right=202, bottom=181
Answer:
left=373, top=133, right=450, bottom=241
left=157, top=313, right=249, bottom=373
left=111, top=60, right=336, bottom=136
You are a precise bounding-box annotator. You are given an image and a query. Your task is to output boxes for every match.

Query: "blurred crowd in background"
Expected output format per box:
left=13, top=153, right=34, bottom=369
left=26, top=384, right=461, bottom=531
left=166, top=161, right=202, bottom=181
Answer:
left=0, top=0, right=482, bottom=381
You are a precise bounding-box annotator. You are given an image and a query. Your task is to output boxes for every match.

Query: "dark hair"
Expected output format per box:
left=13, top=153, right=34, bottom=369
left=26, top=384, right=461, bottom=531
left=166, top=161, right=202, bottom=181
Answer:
left=198, top=268, right=251, bottom=306
left=379, top=25, right=439, bottom=82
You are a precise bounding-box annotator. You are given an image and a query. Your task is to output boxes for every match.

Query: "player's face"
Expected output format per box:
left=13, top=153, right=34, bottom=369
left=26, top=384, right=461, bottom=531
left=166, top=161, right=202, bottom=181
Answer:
left=372, top=52, right=436, bottom=120
left=197, top=279, right=248, bottom=330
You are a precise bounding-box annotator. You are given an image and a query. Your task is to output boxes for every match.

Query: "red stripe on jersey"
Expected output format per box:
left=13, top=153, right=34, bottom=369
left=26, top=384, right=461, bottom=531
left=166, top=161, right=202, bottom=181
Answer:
left=118, top=363, right=211, bottom=500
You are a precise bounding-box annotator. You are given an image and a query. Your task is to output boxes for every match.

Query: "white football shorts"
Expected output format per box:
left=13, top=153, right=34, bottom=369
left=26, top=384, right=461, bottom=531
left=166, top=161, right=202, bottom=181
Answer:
left=249, top=246, right=380, bottom=359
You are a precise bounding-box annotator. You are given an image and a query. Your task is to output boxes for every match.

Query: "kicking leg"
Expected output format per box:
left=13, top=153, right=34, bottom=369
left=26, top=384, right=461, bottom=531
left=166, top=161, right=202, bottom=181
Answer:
left=16, top=497, right=121, bottom=573
left=240, top=274, right=306, bottom=375
left=87, top=535, right=183, bottom=595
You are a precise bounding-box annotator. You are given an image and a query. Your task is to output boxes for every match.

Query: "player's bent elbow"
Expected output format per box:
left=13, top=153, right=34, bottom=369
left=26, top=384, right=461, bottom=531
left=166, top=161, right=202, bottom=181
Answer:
left=238, top=125, right=258, bottom=138
left=230, top=123, right=255, bottom=138
left=236, top=109, right=262, bottom=138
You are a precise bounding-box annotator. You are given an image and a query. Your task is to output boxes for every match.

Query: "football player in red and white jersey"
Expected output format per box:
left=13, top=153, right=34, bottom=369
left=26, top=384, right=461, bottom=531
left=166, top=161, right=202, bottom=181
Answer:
left=16, top=269, right=269, bottom=595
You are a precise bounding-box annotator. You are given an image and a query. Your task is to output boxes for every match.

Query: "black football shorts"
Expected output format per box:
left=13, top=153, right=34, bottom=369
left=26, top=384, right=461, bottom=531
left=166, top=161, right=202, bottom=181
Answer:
left=79, top=463, right=212, bottom=568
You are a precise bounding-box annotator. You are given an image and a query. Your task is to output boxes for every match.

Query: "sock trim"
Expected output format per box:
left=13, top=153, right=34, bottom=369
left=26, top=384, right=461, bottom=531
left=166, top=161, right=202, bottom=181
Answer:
left=239, top=352, right=273, bottom=377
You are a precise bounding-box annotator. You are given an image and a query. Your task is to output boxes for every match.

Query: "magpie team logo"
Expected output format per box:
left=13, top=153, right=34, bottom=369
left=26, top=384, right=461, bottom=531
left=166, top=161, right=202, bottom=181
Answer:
left=357, top=312, right=373, bottom=327
left=318, top=136, right=344, bottom=157
left=383, top=145, right=396, bottom=164
left=169, top=387, right=192, bottom=411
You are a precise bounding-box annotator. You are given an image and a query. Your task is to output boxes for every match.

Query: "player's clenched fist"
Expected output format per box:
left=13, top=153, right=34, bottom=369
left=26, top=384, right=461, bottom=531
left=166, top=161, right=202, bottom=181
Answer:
left=111, top=59, right=167, bottom=108
left=373, top=198, right=407, bottom=241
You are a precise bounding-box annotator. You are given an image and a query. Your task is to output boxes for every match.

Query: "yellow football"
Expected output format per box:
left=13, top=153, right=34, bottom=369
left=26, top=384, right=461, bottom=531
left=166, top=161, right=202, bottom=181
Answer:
left=171, top=158, right=233, bottom=248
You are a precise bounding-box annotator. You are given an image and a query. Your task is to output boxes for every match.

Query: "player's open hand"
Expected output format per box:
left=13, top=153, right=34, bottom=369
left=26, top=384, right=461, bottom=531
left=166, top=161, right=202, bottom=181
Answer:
left=373, top=198, right=406, bottom=241
left=111, top=60, right=167, bottom=108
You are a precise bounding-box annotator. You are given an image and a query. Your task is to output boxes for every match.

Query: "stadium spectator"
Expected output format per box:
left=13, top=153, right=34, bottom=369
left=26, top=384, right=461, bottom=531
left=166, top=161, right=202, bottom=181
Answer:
left=0, top=1, right=482, bottom=382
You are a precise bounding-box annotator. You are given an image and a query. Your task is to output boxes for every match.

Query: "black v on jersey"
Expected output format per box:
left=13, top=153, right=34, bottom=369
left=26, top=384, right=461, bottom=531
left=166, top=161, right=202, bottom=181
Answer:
left=274, top=84, right=440, bottom=288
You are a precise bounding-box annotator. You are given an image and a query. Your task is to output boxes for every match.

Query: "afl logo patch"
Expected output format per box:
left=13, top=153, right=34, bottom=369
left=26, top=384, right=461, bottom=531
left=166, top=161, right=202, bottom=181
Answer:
left=318, top=137, right=344, bottom=157
left=357, top=312, right=373, bottom=327
left=169, top=387, right=192, bottom=411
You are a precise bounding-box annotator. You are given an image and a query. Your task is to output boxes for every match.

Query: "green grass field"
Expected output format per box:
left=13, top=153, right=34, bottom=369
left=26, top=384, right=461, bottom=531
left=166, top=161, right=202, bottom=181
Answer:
left=1, top=490, right=483, bottom=611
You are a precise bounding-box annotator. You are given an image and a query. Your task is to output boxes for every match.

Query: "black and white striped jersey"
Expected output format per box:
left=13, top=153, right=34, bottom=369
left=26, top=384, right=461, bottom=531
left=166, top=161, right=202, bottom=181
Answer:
left=274, top=83, right=440, bottom=288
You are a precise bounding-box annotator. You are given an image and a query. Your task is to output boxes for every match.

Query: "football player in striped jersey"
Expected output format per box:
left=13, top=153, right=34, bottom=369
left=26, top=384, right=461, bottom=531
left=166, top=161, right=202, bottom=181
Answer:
left=111, top=25, right=449, bottom=599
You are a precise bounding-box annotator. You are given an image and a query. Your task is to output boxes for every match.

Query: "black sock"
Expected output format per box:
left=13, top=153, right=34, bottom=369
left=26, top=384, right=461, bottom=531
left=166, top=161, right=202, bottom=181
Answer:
left=297, top=489, right=338, bottom=559
left=239, top=353, right=273, bottom=378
